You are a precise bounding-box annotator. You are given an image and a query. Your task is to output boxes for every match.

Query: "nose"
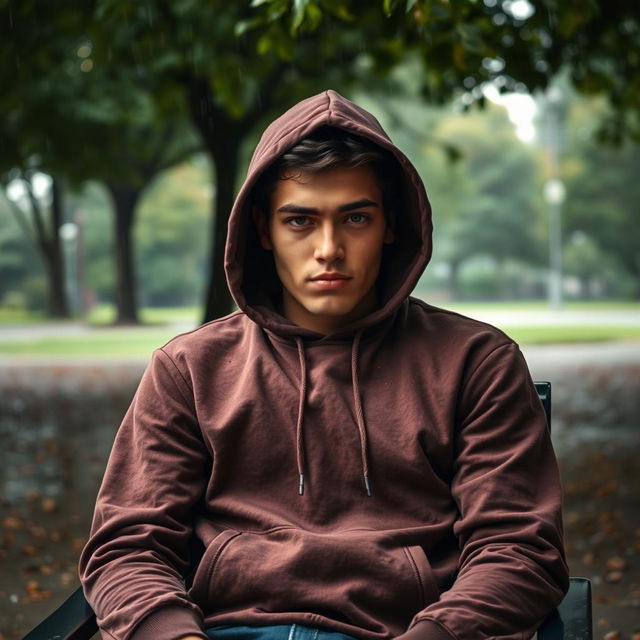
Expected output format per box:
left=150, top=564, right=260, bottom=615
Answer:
left=313, top=223, right=344, bottom=263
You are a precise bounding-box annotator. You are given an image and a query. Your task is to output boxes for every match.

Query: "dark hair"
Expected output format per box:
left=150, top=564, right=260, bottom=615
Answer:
left=254, top=126, right=400, bottom=228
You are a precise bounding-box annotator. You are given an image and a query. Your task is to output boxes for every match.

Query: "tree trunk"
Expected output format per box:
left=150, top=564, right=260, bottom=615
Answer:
left=107, top=184, right=141, bottom=325
left=184, top=76, right=241, bottom=322
left=202, top=126, right=241, bottom=322
left=46, top=178, right=69, bottom=318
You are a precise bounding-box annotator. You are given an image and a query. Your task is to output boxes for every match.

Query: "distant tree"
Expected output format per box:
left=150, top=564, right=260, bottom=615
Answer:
left=0, top=3, right=88, bottom=318
left=100, top=120, right=202, bottom=324
left=0, top=170, right=69, bottom=317
left=414, top=104, right=544, bottom=298
left=563, top=231, right=619, bottom=298
left=0, top=2, right=202, bottom=323
left=135, top=159, right=211, bottom=307
left=0, top=194, right=44, bottom=310
left=562, top=100, right=640, bottom=298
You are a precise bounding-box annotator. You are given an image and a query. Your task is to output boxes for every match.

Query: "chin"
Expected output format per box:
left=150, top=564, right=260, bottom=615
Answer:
left=307, top=301, right=357, bottom=318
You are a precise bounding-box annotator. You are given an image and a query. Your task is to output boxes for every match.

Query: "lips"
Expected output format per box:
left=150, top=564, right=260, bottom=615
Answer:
left=309, top=273, right=352, bottom=290
left=310, top=273, right=351, bottom=281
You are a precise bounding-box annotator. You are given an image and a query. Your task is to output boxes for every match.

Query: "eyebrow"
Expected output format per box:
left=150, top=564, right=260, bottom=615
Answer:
left=276, top=199, right=380, bottom=214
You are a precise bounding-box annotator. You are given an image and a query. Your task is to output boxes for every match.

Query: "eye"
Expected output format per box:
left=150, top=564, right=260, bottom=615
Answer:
left=285, top=216, right=312, bottom=228
left=346, top=213, right=369, bottom=224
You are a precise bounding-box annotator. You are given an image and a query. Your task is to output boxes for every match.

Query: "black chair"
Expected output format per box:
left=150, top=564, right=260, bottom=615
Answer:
left=22, top=382, right=592, bottom=640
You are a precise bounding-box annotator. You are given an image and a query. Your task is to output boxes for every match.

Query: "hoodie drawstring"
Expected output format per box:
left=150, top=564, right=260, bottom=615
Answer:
left=351, top=330, right=372, bottom=497
left=293, top=330, right=372, bottom=497
left=294, top=337, right=307, bottom=496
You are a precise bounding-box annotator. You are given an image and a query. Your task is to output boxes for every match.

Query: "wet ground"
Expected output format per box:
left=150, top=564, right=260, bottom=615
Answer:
left=0, top=344, right=639, bottom=640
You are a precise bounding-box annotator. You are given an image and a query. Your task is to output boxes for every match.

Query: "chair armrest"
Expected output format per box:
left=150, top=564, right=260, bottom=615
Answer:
left=21, top=584, right=97, bottom=640
left=537, top=577, right=592, bottom=640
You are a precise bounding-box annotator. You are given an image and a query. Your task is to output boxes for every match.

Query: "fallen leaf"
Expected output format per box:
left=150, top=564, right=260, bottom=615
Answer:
left=41, top=498, right=58, bottom=514
left=25, top=580, right=52, bottom=602
left=607, top=556, right=628, bottom=571
left=606, top=571, right=624, bottom=583
left=603, top=632, right=620, bottom=640
left=2, top=516, right=22, bottom=530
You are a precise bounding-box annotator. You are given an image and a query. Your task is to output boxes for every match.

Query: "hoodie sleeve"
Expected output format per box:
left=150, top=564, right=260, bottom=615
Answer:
left=78, top=348, right=210, bottom=640
left=401, top=342, right=569, bottom=640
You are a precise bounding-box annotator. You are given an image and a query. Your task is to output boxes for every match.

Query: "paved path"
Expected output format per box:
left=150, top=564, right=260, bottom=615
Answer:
left=462, top=308, right=640, bottom=327
left=521, top=341, right=640, bottom=378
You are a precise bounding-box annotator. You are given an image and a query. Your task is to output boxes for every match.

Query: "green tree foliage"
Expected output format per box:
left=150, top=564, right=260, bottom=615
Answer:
left=2, top=0, right=639, bottom=318
left=0, top=195, right=44, bottom=310
left=1, top=0, right=206, bottom=323
left=562, top=98, right=640, bottom=298
left=135, top=159, right=211, bottom=307
left=86, top=0, right=640, bottom=319
left=412, top=103, right=545, bottom=298
left=76, top=160, right=212, bottom=310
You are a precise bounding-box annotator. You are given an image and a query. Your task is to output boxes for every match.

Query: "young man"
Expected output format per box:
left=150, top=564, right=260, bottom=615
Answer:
left=79, top=90, right=568, bottom=640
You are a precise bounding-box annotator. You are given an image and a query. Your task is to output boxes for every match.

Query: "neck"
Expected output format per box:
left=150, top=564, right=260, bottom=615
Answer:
left=282, top=289, right=378, bottom=335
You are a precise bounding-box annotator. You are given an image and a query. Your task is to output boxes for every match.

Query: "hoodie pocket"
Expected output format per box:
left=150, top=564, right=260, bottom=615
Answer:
left=189, top=527, right=439, bottom=631
left=189, top=529, right=242, bottom=604
left=402, top=544, right=440, bottom=607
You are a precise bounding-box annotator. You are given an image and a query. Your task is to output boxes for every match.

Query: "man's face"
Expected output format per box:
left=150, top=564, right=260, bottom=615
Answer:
left=255, top=165, right=394, bottom=335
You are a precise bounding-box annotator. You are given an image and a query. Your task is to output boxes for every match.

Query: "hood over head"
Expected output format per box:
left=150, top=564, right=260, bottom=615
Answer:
left=224, top=89, right=432, bottom=338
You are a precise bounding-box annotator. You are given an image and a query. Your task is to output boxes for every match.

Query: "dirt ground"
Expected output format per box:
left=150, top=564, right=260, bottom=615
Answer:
left=0, top=350, right=638, bottom=640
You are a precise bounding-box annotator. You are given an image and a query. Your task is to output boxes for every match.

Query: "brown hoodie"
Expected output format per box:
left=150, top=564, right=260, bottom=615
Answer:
left=79, top=90, right=568, bottom=640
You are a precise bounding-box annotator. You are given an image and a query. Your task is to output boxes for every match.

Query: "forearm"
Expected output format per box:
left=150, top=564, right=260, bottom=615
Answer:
left=409, top=343, right=568, bottom=639
left=79, top=348, right=210, bottom=640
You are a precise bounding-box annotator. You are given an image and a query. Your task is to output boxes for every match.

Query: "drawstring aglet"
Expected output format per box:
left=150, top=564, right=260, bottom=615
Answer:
left=364, top=475, right=372, bottom=497
left=299, top=473, right=305, bottom=495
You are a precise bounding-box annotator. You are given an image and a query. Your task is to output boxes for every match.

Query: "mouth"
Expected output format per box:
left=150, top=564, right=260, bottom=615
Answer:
left=308, top=273, right=352, bottom=290
left=309, top=273, right=351, bottom=281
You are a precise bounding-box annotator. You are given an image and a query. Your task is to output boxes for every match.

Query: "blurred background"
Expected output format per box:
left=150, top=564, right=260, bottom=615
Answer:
left=0, top=1, right=638, bottom=639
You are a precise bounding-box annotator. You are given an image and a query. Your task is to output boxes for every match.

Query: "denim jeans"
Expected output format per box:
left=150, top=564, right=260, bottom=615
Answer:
left=205, top=623, right=360, bottom=640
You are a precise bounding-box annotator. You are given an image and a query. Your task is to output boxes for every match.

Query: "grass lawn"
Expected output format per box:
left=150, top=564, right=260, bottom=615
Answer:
left=86, top=304, right=202, bottom=326
left=0, top=309, right=48, bottom=325
left=0, top=327, right=183, bottom=358
left=503, top=325, right=640, bottom=344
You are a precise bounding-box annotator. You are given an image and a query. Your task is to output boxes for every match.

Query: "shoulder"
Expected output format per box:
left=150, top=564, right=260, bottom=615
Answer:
left=398, top=297, right=526, bottom=383
left=154, top=310, right=255, bottom=378
left=404, top=299, right=538, bottom=412
left=405, top=297, right=514, bottom=350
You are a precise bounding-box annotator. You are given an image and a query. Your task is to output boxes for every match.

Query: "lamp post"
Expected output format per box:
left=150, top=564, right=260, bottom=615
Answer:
left=544, top=178, right=566, bottom=311
left=542, top=85, right=566, bottom=311
left=59, top=222, right=79, bottom=316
